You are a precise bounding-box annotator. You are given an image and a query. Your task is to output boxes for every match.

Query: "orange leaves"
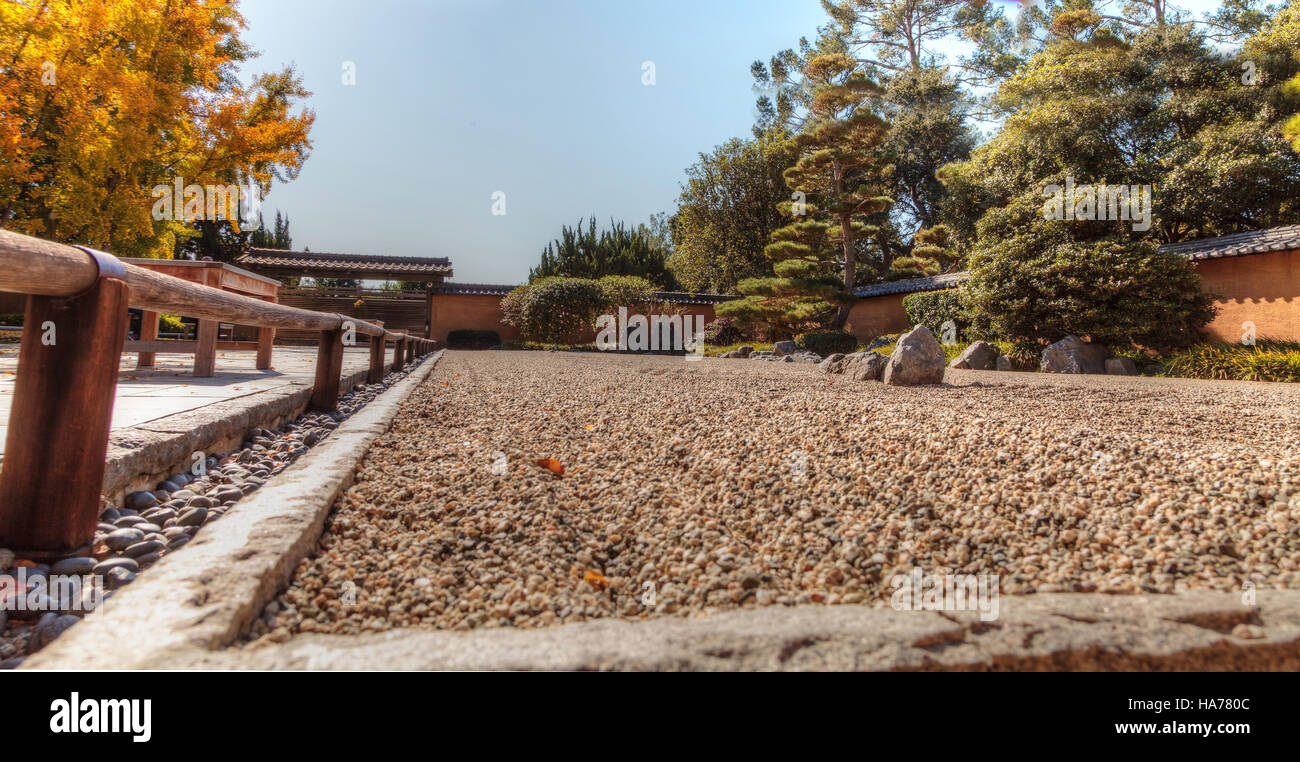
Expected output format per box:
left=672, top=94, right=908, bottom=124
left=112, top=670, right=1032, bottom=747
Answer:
left=0, top=0, right=314, bottom=256
left=583, top=570, right=611, bottom=590
left=534, top=458, right=565, bottom=476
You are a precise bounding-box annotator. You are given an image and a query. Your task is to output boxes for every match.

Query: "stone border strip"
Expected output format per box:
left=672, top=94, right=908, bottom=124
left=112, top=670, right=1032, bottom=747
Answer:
left=144, top=589, right=1300, bottom=671
left=21, top=351, right=443, bottom=670
left=101, top=363, right=385, bottom=508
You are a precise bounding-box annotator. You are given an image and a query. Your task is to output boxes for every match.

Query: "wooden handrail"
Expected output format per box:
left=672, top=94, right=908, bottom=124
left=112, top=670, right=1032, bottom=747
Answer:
left=0, top=227, right=438, bottom=559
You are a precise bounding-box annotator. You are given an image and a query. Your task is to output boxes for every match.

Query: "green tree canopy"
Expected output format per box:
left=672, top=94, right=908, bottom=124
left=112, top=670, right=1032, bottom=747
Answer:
left=667, top=133, right=798, bottom=294
left=530, top=217, right=679, bottom=290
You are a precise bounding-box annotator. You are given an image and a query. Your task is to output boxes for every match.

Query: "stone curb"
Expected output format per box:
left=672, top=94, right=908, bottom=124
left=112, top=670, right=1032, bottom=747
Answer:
left=21, top=351, right=443, bottom=669
left=101, top=363, right=387, bottom=508
left=154, top=589, right=1300, bottom=671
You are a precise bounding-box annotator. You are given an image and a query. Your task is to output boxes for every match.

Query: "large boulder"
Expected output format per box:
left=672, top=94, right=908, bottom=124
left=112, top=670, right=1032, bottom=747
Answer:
left=996, top=355, right=1013, bottom=371
left=819, top=353, right=846, bottom=373
left=948, top=340, right=999, bottom=370
left=1105, top=357, right=1137, bottom=375
left=844, top=351, right=886, bottom=382
left=1040, top=335, right=1108, bottom=374
left=773, top=340, right=797, bottom=357
left=721, top=345, right=753, bottom=359
left=882, top=325, right=946, bottom=386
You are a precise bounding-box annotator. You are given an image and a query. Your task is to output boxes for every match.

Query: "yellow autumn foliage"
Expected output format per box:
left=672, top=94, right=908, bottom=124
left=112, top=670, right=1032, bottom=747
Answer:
left=0, top=0, right=314, bottom=258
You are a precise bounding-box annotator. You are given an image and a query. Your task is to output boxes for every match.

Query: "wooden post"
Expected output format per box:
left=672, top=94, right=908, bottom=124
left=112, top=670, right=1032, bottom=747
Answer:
left=310, top=328, right=345, bottom=411
left=193, top=317, right=218, bottom=376
left=0, top=278, right=129, bottom=558
left=137, top=309, right=158, bottom=367
left=256, top=294, right=277, bottom=370
left=367, top=320, right=385, bottom=383
left=192, top=270, right=220, bottom=377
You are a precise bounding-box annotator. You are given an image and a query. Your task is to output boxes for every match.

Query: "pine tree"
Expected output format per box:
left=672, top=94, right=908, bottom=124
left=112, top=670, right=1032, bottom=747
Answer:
left=889, top=224, right=956, bottom=279
left=715, top=216, right=852, bottom=340
left=782, top=53, right=893, bottom=328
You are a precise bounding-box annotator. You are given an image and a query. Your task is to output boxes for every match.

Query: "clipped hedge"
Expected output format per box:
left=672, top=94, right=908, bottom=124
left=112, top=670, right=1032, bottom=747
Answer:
left=796, top=330, right=857, bottom=356
left=500, top=277, right=607, bottom=344
left=447, top=329, right=501, bottom=350
left=902, top=289, right=967, bottom=341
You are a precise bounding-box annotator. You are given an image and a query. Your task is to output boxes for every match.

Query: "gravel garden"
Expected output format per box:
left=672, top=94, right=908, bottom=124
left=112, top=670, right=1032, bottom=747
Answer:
left=239, top=348, right=1300, bottom=644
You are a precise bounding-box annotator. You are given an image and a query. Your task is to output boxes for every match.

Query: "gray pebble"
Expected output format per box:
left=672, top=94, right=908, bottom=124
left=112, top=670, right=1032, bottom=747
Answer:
left=123, top=539, right=165, bottom=558
left=179, top=507, right=208, bottom=527
left=124, top=491, right=157, bottom=511
left=50, top=557, right=97, bottom=575
left=104, top=528, right=145, bottom=551
left=93, top=557, right=140, bottom=576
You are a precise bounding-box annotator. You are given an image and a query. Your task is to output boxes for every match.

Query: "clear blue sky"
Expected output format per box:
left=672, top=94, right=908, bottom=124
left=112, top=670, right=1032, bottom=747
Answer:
left=240, top=0, right=1230, bottom=284
left=239, top=0, right=828, bottom=284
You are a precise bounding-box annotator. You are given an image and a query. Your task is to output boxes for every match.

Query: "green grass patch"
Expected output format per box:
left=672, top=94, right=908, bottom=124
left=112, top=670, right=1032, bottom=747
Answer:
left=1159, top=340, right=1300, bottom=383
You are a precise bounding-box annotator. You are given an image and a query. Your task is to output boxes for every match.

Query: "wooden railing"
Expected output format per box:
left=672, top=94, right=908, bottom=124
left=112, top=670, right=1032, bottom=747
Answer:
left=0, top=228, right=438, bottom=559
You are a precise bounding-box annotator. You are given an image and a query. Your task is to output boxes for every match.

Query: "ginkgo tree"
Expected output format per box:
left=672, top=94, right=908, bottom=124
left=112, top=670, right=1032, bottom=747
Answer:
left=0, top=0, right=314, bottom=258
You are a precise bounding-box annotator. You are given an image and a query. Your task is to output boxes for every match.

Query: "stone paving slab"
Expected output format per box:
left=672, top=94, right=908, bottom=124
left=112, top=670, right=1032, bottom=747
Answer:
left=0, top=344, right=393, bottom=456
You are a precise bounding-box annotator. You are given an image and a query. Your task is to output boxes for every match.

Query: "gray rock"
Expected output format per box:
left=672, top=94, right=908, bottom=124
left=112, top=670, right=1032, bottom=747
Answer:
left=819, top=353, right=846, bottom=374
left=780, top=355, right=794, bottom=363
left=103, top=528, right=145, bottom=551
left=93, top=557, right=140, bottom=576
left=882, top=325, right=946, bottom=386
left=142, top=507, right=177, bottom=524
left=1040, top=335, right=1108, bottom=374
left=996, top=355, right=1013, bottom=371
left=124, top=491, right=157, bottom=511
left=178, top=507, right=208, bottom=527
left=949, top=340, right=999, bottom=371
left=1105, top=357, right=1138, bottom=375
left=843, top=352, right=886, bottom=382
left=773, top=340, right=797, bottom=357
left=34, top=613, right=80, bottom=649
left=50, top=557, right=97, bottom=576
left=104, top=567, right=136, bottom=589
left=133, top=552, right=161, bottom=567
left=123, top=539, right=166, bottom=558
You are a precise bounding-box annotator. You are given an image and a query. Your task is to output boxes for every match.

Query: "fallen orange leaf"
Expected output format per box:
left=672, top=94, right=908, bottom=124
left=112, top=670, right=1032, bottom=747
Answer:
left=583, top=569, right=610, bottom=589
left=535, top=458, right=564, bottom=476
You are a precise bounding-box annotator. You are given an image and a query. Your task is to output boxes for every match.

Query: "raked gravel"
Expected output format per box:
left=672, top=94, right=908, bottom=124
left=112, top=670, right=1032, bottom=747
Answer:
left=244, top=350, right=1300, bottom=644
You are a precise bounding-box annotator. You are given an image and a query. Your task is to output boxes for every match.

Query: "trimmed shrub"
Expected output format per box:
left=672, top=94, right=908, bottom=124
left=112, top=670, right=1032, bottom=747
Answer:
left=902, top=289, right=967, bottom=341
left=500, top=277, right=606, bottom=344
left=447, top=329, right=501, bottom=350
left=597, top=274, right=656, bottom=313
left=796, top=330, right=857, bottom=356
left=703, top=318, right=743, bottom=346
left=962, top=227, right=1215, bottom=352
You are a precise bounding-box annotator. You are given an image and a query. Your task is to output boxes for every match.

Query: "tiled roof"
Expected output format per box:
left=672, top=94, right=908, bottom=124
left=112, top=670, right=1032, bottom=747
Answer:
left=430, top=283, right=736, bottom=304
left=854, top=272, right=967, bottom=298
left=236, top=248, right=453, bottom=275
left=652, top=291, right=735, bottom=305
left=430, top=283, right=517, bottom=296
left=1158, top=225, right=1300, bottom=261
